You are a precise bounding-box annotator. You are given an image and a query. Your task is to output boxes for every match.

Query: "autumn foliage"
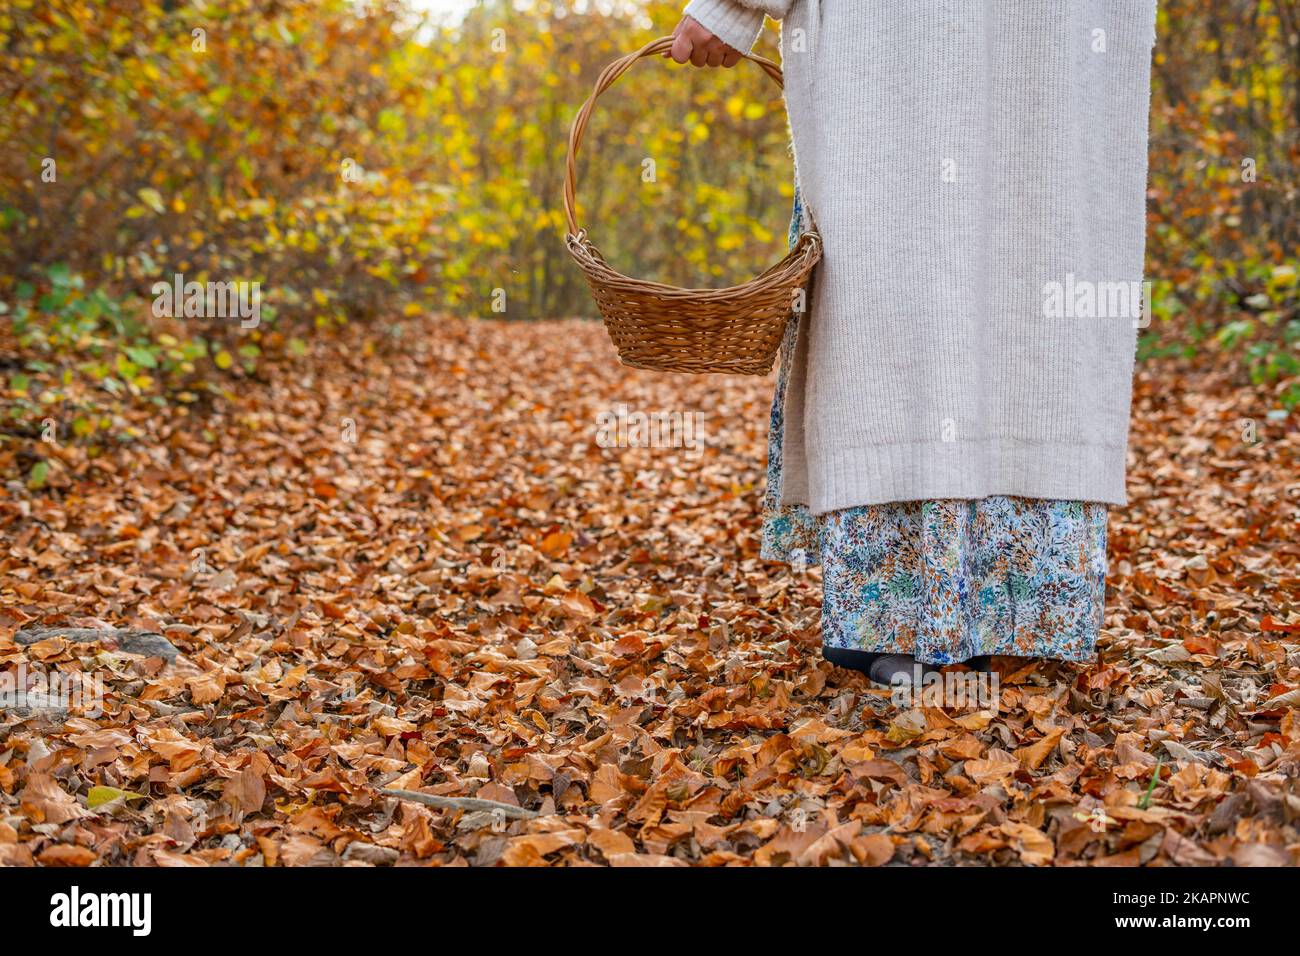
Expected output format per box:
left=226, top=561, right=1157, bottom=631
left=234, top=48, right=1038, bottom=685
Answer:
left=2, top=0, right=1297, bottom=427
left=0, top=320, right=1298, bottom=866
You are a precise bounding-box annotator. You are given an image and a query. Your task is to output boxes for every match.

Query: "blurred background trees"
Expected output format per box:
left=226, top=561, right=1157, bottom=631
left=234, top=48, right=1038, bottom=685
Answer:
left=1, top=0, right=1297, bottom=461
left=1145, top=0, right=1299, bottom=393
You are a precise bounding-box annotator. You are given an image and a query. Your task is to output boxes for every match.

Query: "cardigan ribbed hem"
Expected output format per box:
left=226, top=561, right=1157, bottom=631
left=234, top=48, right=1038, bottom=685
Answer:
left=802, top=438, right=1129, bottom=514
left=682, top=0, right=765, bottom=53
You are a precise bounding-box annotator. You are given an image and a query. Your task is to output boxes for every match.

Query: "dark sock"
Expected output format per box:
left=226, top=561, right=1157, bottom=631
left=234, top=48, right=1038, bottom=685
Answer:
left=822, top=645, right=880, bottom=675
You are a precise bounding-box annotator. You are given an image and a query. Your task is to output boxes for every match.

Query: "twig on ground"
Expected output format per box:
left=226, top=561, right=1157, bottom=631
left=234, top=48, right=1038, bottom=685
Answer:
left=380, top=788, right=539, bottom=819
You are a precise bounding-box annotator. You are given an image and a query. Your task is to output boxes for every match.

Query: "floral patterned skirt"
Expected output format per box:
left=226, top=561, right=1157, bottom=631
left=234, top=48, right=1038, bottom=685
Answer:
left=762, top=190, right=1108, bottom=666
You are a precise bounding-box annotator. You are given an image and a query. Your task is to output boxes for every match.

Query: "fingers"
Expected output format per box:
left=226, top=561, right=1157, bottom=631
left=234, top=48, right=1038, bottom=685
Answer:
left=667, top=15, right=743, bottom=68
left=668, top=18, right=694, bottom=64
left=690, top=35, right=710, bottom=67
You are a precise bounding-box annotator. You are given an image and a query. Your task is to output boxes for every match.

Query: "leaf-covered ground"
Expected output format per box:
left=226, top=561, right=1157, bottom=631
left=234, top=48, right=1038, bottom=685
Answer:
left=2, top=318, right=1298, bottom=867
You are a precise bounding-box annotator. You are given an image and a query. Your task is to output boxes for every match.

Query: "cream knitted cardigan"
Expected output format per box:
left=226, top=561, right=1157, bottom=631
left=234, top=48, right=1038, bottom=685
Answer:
left=682, top=0, right=1157, bottom=513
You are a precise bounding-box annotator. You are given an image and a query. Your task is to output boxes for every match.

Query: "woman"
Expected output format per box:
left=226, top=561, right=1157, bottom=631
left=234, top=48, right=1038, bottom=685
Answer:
left=669, top=1, right=1157, bottom=687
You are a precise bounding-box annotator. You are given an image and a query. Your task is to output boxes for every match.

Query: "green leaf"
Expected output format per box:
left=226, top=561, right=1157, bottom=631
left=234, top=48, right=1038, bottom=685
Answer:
left=46, top=263, right=72, bottom=288
left=137, top=188, right=166, bottom=215
left=27, top=460, right=49, bottom=490
left=87, top=786, right=147, bottom=809
left=115, top=354, right=139, bottom=378
left=1138, top=755, right=1164, bottom=810
left=125, top=346, right=158, bottom=368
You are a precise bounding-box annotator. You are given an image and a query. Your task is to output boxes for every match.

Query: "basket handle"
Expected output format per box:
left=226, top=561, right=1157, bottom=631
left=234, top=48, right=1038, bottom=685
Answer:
left=563, top=35, right=787, bottom=239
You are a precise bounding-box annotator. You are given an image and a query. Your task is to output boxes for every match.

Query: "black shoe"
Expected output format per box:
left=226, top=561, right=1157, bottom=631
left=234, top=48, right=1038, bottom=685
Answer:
left=823, top=647, right=941, bottom=689
left=822, top=645, right=880, bottom=676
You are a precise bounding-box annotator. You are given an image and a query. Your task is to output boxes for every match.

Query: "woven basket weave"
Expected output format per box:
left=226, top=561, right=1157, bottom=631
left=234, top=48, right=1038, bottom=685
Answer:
left=563, top=36, right=821, bottom=376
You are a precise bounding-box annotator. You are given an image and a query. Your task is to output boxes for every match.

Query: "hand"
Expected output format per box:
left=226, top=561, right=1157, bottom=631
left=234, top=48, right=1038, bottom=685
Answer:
left=666, top=16, right=743, bottom=68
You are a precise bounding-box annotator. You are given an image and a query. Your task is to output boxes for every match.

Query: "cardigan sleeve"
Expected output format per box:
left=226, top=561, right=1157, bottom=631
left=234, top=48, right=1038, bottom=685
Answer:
left=682, top=0, right=794, bottom=53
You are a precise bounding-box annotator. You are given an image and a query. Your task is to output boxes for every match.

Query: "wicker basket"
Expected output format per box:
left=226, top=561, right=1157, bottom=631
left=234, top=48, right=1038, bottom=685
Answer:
left=563, top=36, right=821, bottom=376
